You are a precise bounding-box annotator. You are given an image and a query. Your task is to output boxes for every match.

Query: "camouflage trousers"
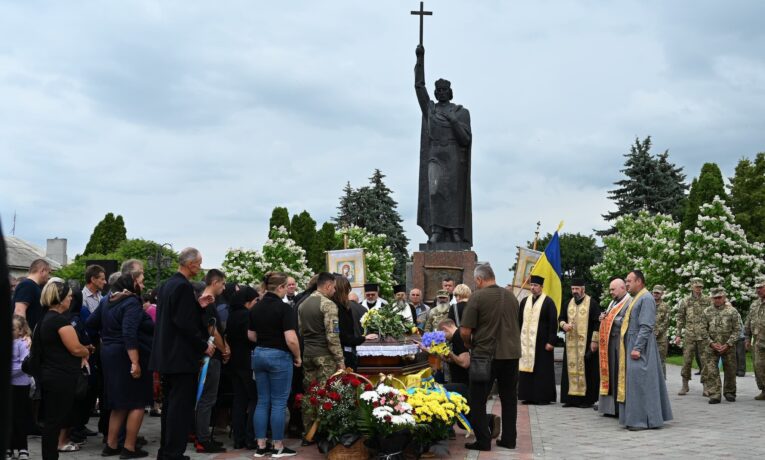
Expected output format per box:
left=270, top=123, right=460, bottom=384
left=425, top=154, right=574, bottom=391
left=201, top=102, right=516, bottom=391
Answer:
left=657, top=336, right=668, bottom=378
left=704, top=348, right=736, bottom=399
left=681, top=340, right=706, bottom=382
left=754, top=342, right=765, bottom=391
left=302, top=355, right=340, bottom=435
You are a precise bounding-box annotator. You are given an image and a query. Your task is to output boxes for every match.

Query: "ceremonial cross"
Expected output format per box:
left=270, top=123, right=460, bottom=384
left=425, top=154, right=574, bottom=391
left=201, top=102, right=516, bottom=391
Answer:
left=410, top=1, right=432, bottom=46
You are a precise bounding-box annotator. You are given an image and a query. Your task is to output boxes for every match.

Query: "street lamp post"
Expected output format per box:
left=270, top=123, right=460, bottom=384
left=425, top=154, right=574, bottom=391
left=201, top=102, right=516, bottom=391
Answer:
left=150, top=243, right=174, bottom=289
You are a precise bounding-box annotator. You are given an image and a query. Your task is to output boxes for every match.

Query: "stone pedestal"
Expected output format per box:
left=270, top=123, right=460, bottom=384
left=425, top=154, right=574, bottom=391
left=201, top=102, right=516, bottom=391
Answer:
left=411, top=250, right=478, bottom=304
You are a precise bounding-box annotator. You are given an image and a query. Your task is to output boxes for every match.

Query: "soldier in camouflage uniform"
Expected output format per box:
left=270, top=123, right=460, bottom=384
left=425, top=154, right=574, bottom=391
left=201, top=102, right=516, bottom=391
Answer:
left=652, top=285, right=669, bottom=378
left=424, top=290, right=451, bottom=332
left=298, top=273, right=345, bottom=439
left=675, top=277, right=713, bottom=395
left=702, top=287, right=741, bottom=404
left=744, top=275, right=765, bottom=400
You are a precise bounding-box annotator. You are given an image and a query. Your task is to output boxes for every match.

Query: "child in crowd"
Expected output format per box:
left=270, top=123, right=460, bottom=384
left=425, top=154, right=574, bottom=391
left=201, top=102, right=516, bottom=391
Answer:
left=9, top=315, right=33, bottom=460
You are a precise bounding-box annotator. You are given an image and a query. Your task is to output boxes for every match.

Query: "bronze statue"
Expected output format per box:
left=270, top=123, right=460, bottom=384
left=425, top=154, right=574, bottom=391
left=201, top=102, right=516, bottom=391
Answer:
left=415, top=44, right=473, bottom=247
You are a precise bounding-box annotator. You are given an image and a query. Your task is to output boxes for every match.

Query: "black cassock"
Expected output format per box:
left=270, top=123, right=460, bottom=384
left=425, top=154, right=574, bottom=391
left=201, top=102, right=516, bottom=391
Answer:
left=518, top=295, right=559, bottom=404
left=559, top=297, right=601, bottom=406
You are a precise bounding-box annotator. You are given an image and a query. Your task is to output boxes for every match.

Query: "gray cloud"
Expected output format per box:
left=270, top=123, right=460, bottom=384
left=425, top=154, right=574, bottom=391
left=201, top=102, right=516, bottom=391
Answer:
left=2, top=0, right=764, bottom=285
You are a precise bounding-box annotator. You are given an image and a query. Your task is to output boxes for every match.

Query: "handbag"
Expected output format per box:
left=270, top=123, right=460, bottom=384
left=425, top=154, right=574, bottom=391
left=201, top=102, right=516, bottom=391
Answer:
left=468, top=289, right=505, bottom=384
left=74, top=367, right=89, bottom=400
left=21, top=324, right=43, bottom=379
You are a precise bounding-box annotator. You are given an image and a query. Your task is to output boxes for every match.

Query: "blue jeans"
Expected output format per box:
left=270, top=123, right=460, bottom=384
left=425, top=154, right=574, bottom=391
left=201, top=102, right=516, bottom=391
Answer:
left=252, top=347, right=293, bottom=441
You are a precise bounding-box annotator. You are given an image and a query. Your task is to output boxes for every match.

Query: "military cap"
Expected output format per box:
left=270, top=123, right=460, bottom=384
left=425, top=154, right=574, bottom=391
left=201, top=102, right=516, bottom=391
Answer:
left=436, top=289, right=450, bottom=298
left=689, top=277, right=704, bottom=287
left=652, top=285, right=665, bottom=294
left=710, top=287, right=727, bottom=298
left=755, top=276, right=765, bottom=288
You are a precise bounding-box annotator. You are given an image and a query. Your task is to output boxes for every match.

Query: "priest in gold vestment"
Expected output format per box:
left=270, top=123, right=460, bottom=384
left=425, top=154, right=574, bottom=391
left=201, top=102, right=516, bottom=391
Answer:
left=559, top=279, right=601, bottom=408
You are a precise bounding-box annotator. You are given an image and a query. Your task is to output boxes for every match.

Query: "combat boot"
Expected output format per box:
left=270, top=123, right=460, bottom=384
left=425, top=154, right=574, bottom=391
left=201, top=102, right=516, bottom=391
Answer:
left=678, top=379, right=689, bottom=395
left=754, top=391, right=765, bottom=400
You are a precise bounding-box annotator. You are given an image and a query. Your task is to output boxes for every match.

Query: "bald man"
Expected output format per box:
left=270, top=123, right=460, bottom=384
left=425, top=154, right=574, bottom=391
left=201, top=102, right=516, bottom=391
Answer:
left=597, top=278, right=631, bottom=417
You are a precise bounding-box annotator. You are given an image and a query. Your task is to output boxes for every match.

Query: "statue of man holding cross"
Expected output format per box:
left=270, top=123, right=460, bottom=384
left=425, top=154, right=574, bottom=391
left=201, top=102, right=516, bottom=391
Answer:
left=413, top=2, right=473, bottom=247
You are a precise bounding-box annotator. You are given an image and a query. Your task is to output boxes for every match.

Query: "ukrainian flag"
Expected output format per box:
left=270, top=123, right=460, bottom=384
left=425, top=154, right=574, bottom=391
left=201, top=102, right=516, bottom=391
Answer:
left=529, top=223, right=563, bottom=316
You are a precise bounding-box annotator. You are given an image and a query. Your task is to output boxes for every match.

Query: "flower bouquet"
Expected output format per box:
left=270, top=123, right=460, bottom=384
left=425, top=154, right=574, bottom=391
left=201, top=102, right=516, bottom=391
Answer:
left=421, top=331, right=449, bottom=371
left=359, top=382, right=415, bottom=460
left=361, top=302, right=417, bottom=341
left=297, top=371, right=370, bottom=458
left=407, top=384, right=471, bottom=457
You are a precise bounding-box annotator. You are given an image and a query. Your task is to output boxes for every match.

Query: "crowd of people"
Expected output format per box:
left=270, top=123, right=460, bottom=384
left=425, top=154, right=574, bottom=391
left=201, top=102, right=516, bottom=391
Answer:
left=7, top=250, right=765, bottom=459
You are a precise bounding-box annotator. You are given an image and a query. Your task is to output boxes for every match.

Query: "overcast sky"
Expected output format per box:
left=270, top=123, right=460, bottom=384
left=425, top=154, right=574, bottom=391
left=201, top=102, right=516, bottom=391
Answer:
left=2, top=0, right=764, bottom=286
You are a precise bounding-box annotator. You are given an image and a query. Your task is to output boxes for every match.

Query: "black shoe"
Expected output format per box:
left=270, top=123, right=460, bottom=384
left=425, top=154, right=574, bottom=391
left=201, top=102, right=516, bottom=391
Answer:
left=464, top=442, right=491, bottom=451
left=271, top=446, right=297, bottom=458
left=578, top=403, right=593, bottom=409
left=694, top=371, right=702, bottom=375
left=233, top=441, right=245, bottom=450
left=149, top=409, right=161, bottom=417
left=724, top=394, right=736, bottom=402
left=119, top=448, right=148, bottom=459
left=101, top=446, right=121, bottom=457
left=708, top=398, right=721, bottom=404
left=736, top=372, right=745, bottom=377
left=496, top=439, right=516, bottom=449
left=135, top=437, right=147, bottom=448
left=300, top=439, right=314, bottom=447
left=253, top=447, right=269, bottom=458
left=195, top=441, right=226, bottom=453
left=209, top=439, right=224, bottom=448
left=562, top=403, right=576, bottom=408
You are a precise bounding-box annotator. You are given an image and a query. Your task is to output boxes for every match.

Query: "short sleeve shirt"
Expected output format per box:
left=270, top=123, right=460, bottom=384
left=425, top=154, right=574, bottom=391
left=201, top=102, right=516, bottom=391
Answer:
left=13, top=279, right=43, bottom=330
left=249, top=292, right=296, bottom=352
left=448, top=332, right=470, bottom=384
left=461, top=285, right=521, bottom=359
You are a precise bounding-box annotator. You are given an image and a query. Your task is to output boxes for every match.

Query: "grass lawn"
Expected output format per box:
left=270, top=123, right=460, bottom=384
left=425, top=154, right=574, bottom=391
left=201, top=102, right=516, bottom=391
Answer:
left=666, top=351, right=754, bottom=372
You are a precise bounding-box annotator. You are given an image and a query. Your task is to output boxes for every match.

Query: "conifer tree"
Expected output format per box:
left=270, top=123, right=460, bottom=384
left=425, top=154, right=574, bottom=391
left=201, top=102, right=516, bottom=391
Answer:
left=729, top=153, right=765, bottom=243
left=269, top=207, right=291, bottom=237
left=289, top=211, right=319, bottom=272
left=679, top=163, right=727, bottom=250
left=84, top=213, right=127, bottom=255
left=599, top=137, right=687, bottom=235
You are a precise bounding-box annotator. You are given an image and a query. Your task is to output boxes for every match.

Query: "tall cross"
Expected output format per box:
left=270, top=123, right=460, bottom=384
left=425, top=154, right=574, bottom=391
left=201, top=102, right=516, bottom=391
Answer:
left=410, top=1, right=432, bottom=46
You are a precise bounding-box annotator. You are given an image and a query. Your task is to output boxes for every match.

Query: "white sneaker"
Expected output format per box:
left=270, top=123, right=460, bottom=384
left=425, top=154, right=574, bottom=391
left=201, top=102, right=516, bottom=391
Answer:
left=18, top=450, right=29, bottom=460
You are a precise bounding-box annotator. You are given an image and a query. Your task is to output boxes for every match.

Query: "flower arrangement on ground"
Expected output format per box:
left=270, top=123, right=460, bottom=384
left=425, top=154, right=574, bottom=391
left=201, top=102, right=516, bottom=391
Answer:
left=297, top=372, right=366, bottom=452
left=421, top=331, right=450, bottom=358
left=359, top=383, right=415, bottom=436
left=407, top=385, right=470, bottom=448
left=360, top=303, right=417, bottom=340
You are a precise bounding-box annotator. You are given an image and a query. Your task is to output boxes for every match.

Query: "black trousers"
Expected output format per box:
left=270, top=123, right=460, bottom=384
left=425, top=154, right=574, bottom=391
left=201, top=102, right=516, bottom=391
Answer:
left=468, top=359, right=518, bottom=449
left=10, top=385, right=32, bottom=450
left=230, top=368, right=257, bottom=445
left=41, top=373, right=77, bottom=460
left=159, top=373, right=196, bottom=460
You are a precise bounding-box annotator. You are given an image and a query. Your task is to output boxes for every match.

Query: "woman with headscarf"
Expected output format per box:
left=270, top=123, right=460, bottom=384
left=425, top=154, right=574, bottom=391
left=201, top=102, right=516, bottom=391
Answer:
left=87, top=273, right=153, bottom=459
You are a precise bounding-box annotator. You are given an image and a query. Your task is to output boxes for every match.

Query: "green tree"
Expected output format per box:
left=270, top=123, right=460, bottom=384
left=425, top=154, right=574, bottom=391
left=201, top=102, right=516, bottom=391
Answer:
left=290, top=210, right=320, bottom=272
left=269, top=207, right=291, bottom=237
left=84, top=213, right=128, bottom=255
left=599, top=137, right=687, bottom=235
left=679, top=163, right=727, bottom=250
left=56, top=238, right=178, bottom=290
left=334, top=170, right=409, bottom=281
left=729, top=153, right=765, bottom=243
left=530, top=232, right=603, bottom=305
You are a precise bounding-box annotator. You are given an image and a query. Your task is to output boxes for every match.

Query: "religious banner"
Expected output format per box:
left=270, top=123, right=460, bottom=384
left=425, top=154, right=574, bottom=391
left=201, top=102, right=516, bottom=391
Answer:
left=512, top=246, right=542, bottom=300
left=326, top=248, right=366, bottom=298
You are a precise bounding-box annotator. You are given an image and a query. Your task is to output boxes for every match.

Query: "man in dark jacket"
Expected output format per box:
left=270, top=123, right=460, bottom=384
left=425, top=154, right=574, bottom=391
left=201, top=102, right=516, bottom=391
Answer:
left=150, top=248, right=215, bottom=460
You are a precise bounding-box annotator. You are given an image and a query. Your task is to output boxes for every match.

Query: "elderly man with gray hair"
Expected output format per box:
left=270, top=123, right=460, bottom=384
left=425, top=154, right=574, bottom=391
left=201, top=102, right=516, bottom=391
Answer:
left=150, top=247, right=216, bottom=460
left=460, top=263, right=521, bottom=452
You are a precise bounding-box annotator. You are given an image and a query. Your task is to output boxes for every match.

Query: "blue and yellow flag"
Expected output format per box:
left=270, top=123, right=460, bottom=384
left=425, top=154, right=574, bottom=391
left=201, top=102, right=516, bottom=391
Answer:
left=529, top=222, right=564, bottom=315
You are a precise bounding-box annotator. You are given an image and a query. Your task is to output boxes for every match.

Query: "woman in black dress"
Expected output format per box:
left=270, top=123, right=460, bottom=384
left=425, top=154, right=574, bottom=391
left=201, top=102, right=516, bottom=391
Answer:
left=39, top=280, right=91, bottom=459
left=87, top=273, right=153, bottom=458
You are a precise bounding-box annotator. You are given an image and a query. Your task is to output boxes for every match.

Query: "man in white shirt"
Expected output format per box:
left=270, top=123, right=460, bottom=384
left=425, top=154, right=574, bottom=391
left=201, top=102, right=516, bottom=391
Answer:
left=82, top=264, right=106, bottom=313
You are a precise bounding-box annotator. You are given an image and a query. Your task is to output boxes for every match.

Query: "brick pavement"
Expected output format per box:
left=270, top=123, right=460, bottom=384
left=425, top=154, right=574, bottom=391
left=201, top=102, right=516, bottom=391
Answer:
left=23, top=364, right=764, bottom=459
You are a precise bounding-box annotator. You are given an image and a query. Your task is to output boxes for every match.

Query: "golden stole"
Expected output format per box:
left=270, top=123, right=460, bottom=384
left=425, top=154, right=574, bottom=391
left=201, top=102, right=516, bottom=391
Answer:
left=617, top=289, right=648, bottom=403
left=565, top=296, right=590, bottom=396
left=520, top=294, right=547, bottom=373
left=598, top=295, right=630, bottom=395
